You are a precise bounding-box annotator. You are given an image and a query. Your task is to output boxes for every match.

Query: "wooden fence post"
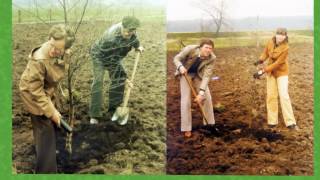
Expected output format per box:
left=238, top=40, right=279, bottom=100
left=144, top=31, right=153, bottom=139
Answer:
left=18, top=10, right=21, bottom=23
left=49, top=9, right=52, bottom=23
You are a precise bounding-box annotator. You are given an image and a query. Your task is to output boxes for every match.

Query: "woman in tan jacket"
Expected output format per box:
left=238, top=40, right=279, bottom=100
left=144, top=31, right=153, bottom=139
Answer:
left=253, top=28, right=298, bottom=130
left=19, top=24, right=75, bottom=173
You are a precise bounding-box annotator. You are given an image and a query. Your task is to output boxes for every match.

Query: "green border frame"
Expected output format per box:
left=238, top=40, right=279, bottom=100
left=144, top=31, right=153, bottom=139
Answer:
left=0, top=0, right=13, bottom=177
left=1, top=0, right=319, bottom=179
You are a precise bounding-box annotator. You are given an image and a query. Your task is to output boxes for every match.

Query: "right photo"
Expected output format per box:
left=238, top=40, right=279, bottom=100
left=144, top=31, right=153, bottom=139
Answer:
left=166, top=0, right=314, bottom=175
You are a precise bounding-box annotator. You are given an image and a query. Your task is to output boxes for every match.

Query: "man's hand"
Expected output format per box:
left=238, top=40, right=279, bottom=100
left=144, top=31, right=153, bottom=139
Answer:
left=137, top=46, right=144, bottom=53
left=194, top=94, right=206, bottom=105
left=253, top=69, right=265, bottom=79
left=51, top=110, right=61, bottom=127
left=65, top=47, right=73, bottom=55
left=179, top=66, right=187, bottom=75
left=126, top=79, right=134, bottom=88
left=253, top=60, right=263, bottom=66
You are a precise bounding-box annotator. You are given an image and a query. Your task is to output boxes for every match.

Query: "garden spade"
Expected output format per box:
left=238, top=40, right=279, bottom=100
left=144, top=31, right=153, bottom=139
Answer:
left=183, top=73, right=209, bottom=125
left=112, top=52, right=141, bottom=125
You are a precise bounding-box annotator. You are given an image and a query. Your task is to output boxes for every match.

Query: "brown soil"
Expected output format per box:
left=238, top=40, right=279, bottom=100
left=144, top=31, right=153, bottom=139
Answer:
left=12, top=21, right=166, bottom=174
left=166, top=44, right=314, bottom=175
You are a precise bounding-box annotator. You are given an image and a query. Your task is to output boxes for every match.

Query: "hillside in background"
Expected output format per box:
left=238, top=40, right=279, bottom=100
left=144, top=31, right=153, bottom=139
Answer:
left=167, top=16, right=313, bottom=32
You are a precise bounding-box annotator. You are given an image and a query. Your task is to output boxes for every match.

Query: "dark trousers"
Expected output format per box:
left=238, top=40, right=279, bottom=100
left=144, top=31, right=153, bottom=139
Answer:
left=89, top=58, right=127, bottom=118
left=30, top=115, right=57, bottom=173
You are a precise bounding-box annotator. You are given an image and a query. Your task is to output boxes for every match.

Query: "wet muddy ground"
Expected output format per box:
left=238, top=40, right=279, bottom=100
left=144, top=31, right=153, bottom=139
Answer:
left=12, top=21, right=166, bottom=174
left=166, top=43, right=314, bottom=175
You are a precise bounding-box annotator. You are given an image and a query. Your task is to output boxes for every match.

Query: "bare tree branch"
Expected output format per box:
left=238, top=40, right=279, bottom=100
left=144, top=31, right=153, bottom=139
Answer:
left=13, top=3, right=51, bottom=26
left=33, top=0, right=39, bottom=18
left=62, top=0, right=68, bottom=24
left=67, top=0, right=82, bottom=12
left=57, top=0, right=64, bottom=9
left=74, top=0, right=89, bottom=35
left=191, top=0, right=229, bottom=35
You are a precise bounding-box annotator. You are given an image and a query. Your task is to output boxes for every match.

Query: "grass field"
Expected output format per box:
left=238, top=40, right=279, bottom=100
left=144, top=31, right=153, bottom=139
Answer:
left=167, top=30, right=313, bottom=51
left=12, top=5, right=165, bottom=24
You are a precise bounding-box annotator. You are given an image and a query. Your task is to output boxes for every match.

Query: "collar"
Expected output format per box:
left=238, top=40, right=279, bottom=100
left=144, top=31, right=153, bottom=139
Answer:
left=197, top=49, right=213, bottom=60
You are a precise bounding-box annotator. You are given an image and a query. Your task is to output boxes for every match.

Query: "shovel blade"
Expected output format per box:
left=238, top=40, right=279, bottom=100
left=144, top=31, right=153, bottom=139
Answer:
left=118, top=113, right=130, bottom=126
left=111, top=107, right=130, bottom=124
left=111, top=112, right=119, bottom=121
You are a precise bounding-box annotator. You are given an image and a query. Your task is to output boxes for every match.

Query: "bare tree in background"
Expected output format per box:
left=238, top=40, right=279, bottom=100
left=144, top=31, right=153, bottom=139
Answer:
left=191, top=0, right=229, bottom=36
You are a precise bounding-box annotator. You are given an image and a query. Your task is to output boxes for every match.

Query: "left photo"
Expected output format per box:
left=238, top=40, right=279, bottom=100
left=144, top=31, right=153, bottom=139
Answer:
left=12, top=0, right=166, bottom=174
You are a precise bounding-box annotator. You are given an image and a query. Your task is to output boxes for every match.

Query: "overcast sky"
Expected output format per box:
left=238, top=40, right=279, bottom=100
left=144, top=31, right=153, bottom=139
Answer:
left=13, top=0, right=166, bottom=8
left=167, top=0, right=313, bottom=20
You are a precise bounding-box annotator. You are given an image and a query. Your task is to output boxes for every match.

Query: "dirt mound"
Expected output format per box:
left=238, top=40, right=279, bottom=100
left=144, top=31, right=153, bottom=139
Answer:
left=196, top=122, right=283, bottom=142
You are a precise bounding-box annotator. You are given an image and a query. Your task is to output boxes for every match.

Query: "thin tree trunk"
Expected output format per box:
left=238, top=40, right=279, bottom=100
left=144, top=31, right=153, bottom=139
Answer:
left=63, top=0, right=68, bottom=24
left=49, top=9, right=52, bottom=23
left=66, top=67, right=74, bottom=154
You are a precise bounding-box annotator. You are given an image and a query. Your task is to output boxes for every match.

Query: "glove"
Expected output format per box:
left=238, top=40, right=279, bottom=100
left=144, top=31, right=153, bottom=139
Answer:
left=253, top=60, right=263, bottom=66
left=253, top=70, right=264, bottom=79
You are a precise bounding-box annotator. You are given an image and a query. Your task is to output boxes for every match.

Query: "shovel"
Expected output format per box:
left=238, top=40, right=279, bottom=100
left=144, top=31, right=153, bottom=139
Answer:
left=111, top=52, right=141, bottom=125
left=60, top=117, right=73, bottom=133
left=183, top=73, right=209, bottom=125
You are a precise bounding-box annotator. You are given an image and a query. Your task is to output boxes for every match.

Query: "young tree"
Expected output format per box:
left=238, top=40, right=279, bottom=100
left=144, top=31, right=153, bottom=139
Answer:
left=56, top=0, right=112, bottom=155
left=57, top=0, right=89, bottom=155
left=14, top=0, right=90, bottom=155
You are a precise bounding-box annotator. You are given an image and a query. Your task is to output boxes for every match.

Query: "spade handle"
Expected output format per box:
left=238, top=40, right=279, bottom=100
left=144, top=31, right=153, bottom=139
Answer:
left=123, top=52, right=141, bottom=107
left=183, top=74, right=209, bottom=125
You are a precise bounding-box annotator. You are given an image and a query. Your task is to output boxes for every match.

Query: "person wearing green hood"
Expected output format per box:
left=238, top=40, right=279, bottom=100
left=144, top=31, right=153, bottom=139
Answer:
left=89, top=16, right=144, bottom=124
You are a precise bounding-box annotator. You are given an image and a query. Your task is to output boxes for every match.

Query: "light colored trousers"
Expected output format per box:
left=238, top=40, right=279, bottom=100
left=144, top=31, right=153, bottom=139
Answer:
left=266, top=75, right=296, bottom=126
left=180, top=75, right=215, bottom=132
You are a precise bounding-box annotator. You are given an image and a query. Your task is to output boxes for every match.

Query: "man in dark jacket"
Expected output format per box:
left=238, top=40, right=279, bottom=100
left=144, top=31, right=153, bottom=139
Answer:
left=89, top=16, right=144, bottom=124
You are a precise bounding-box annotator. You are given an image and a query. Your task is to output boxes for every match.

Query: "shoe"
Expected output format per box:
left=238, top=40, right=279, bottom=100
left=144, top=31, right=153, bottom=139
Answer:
left=90, top=118, right=99, bottom=124
left=287, top=124, right=300, bottom=131
left=184, top=131, right=192, bottom=138
left=267, top=124, right=277, bottom=128
left=108, top=109, right=117, bottom=121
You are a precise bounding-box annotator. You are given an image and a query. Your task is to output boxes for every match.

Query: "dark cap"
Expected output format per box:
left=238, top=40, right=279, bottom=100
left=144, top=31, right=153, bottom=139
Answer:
left=122, top=16, right=140, bottom=29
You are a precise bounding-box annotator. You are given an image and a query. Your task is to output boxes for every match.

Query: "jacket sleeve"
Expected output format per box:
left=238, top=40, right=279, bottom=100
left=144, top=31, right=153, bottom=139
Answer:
left=199, top=60, right=214, bottom=91
left=259, top=41, right=270, bottom=61
left=132, top=35, right=140, bottom=49
left=26, top=60, right=56, bottom=118
left=95, top=27, right=118, bottom=54
left=99, top=37, right=117, bottom=54
left=173, top=45, right=193, bottom=70
left=264, top=49, right=288, bottom=73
